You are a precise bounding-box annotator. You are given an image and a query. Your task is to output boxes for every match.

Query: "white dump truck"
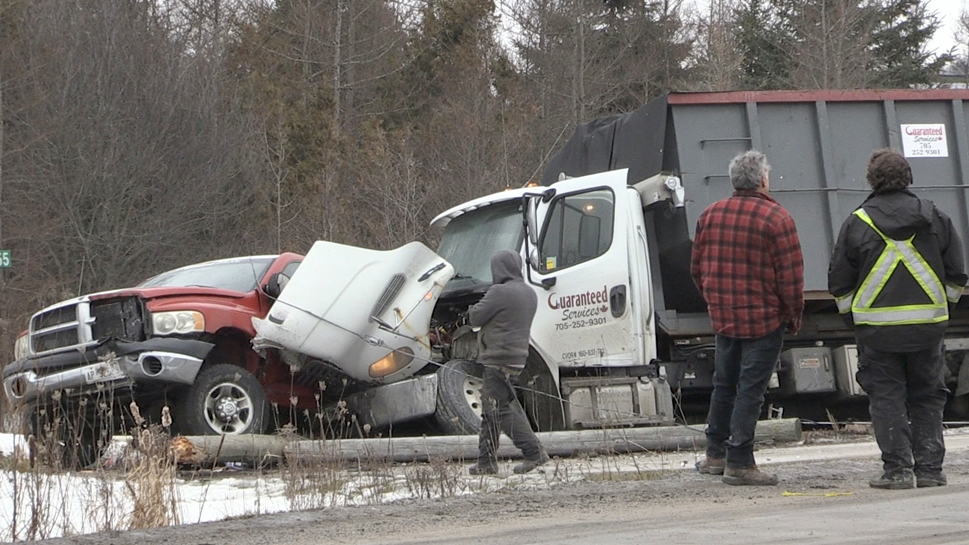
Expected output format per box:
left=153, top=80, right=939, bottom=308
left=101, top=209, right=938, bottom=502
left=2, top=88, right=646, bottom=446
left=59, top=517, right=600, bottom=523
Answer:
left=253, top=89, right=969, bottom=433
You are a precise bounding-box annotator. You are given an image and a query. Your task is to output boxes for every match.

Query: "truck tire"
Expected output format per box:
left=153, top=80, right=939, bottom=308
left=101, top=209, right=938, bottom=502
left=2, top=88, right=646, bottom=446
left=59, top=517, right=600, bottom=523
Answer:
left=520, top=351, right=566, bottom=432
left=433, top=359, right=483, bottom=435
left=176, top=364, right=270, bottom=436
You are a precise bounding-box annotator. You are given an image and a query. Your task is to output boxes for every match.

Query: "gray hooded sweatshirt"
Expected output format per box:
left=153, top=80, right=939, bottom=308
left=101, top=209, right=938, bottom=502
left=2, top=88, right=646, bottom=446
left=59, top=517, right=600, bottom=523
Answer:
left=469, top=250, right=538, bottom=369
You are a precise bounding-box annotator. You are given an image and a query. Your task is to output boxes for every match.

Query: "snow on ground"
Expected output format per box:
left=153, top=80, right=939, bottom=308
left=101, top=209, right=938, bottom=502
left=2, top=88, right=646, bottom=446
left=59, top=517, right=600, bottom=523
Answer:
left=5, top=428, right=969, bottom=542
left=0, top=432, right=505, bottom=541
left=0, top=433, right=293, bottom=540
left=0, top=432, right=25, bottom=457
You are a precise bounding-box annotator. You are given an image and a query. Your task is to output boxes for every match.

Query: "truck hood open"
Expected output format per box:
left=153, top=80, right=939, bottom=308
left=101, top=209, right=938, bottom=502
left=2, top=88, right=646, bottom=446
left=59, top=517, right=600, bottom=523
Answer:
left=251, top=241, right=454, bottom=384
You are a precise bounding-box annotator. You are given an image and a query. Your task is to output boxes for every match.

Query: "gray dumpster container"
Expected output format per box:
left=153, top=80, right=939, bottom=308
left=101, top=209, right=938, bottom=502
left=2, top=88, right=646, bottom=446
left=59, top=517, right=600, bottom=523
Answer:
left=544, top=90, right=969, bottom=315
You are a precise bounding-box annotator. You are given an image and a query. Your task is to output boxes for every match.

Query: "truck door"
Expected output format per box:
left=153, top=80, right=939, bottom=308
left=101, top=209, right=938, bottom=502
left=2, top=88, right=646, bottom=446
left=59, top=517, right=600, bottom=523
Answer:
left=527, top=169, right=644, bottom=369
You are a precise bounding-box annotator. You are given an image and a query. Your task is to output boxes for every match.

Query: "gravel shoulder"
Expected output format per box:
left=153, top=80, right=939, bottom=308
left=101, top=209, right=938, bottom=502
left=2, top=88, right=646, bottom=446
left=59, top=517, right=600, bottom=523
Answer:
left=36, top=430, right=969, bottom=545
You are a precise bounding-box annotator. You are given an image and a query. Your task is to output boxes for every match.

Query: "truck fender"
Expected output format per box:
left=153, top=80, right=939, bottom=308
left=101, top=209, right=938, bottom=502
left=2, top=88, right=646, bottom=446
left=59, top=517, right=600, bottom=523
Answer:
left=520, top=347, right=566, bottom=432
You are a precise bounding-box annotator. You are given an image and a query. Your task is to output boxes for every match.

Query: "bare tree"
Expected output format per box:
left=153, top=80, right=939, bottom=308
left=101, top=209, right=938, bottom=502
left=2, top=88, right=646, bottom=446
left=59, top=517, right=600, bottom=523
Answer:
left=685, top=0, right=744, bottom=91
left=3, top=0, right=266, bottom=304
left=781, top=0, right=876, bottom=89
left=947, top=9, right=969, bottom=85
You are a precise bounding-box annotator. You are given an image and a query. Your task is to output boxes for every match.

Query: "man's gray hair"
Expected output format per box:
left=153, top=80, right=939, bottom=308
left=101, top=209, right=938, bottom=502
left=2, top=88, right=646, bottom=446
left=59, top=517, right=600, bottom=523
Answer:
left=729, top=150, right=770, bottom=190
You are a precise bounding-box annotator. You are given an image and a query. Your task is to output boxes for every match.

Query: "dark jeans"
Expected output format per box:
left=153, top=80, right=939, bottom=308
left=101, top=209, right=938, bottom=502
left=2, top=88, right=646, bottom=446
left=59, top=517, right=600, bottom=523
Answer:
left=705, top=327, right=785, bottom=468
left=478, top=366, right=543, bottom=464
left=855, top=341, right=947, bottom=476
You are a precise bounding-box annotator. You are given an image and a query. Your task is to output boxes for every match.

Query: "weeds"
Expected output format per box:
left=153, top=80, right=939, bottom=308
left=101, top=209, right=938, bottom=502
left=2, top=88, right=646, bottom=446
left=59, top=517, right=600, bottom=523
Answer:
left=2, top=398, right=704, bottom=541
left=124, top=426, right=180, bottom=529
left=281, top=441, right=347, bottom=511
left=2, top=400, right=182, bottom=541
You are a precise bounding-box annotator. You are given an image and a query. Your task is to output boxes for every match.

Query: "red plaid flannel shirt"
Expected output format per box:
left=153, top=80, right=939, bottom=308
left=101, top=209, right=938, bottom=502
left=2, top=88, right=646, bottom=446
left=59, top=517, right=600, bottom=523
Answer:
left=691, top=190, right=804, bottom=339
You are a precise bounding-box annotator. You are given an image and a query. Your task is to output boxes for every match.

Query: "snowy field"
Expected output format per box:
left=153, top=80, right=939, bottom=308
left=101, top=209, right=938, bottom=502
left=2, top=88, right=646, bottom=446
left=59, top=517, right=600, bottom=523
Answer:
left=0, top=432, right=526, bottom=541
left=0, top=432, right=293, bottom=540
left=7, top=428, right=968, bottom=542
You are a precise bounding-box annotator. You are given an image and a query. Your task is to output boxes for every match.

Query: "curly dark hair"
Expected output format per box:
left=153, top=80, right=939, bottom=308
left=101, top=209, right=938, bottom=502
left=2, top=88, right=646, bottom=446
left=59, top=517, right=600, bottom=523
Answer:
left=866, top=148, right=912, bottom=192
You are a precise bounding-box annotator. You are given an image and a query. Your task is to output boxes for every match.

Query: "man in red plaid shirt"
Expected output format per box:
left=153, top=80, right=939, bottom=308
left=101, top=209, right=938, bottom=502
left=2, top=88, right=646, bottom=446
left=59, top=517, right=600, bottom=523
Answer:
left=691, top=149, right=804, bottom=486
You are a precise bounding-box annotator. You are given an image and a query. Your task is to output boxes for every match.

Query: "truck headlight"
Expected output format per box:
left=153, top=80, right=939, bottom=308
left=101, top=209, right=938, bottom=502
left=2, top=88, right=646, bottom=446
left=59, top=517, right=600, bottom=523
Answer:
left=152, top=311, right=205, bottom=335
left=368, top=347, right=415, bottom=378
left=14, top=333, right=29, bottom=360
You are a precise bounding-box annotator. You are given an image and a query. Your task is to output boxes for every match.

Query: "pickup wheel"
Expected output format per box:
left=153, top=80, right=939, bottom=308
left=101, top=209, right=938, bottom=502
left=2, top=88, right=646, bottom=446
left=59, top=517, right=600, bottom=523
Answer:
left=433, top=359, right=483, bottom=435
left=177, top=364, right=269, bottom=435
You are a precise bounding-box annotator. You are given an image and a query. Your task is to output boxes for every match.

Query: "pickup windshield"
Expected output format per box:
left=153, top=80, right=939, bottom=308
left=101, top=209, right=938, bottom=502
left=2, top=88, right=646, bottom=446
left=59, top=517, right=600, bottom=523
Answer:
left=437, top=200, right=523, bottom=285
left=138, top=257, right=276, bottom=293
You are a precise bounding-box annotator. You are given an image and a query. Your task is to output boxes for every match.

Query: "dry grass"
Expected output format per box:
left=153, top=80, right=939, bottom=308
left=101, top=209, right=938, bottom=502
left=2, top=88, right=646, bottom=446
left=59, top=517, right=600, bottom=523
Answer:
left=3, top=400, right=182, bottom=540
left=281, top=441, right=348, bottom=511
left=124, top=426, right=180, bottom=529
left=2, top=392, right=702, bottom=541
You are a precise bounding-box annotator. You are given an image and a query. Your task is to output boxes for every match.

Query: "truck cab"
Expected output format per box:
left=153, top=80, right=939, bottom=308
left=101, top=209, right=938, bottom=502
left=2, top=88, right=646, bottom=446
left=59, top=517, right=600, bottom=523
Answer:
left=251, top=170, right=680, bottom=435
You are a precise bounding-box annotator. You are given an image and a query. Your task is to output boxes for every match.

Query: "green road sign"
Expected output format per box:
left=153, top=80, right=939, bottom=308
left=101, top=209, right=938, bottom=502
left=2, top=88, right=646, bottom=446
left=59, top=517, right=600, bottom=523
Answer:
left=0, top=250, right=10, bottom=268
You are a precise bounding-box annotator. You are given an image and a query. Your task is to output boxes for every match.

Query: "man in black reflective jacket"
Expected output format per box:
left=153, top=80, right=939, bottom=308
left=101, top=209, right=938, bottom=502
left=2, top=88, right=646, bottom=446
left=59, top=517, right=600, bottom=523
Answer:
left=829, top=149, right=967, bottom=490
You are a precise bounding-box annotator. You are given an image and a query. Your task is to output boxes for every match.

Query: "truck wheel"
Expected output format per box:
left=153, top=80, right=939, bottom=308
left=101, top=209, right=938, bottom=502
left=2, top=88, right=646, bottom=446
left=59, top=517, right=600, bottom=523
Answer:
left=434, top=359, right=483, bottom=435
left=520, top=351, right=566, bottom=432
left=177, top=364, right=269, bottom=435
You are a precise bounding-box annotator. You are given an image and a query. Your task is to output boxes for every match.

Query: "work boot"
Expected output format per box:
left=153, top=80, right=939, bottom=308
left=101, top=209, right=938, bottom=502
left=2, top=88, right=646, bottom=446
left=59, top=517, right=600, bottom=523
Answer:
left=696, top=456, right=725, bottom=475
left=513, top=449, right=550, bottom=474
left=916, top=471, right=947, bottom=488
left=869, top=468, right=915, bottom=490
left=722, top=465, right=778, bottom=486
left=469, top=461, right=499, bottom=476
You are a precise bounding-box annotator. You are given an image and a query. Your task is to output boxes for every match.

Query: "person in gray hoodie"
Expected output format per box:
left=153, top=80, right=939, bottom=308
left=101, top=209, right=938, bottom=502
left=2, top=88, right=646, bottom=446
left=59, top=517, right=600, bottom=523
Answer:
left=467, top=250, right=548, bottom=475
left=829, top=149, right=967, bottom=490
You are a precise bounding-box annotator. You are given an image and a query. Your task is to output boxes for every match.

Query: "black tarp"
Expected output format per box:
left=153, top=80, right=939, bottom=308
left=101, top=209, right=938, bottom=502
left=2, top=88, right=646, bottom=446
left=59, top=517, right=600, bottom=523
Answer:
left=540, top=94, right=705, bottom=314
left=541, top=96, right=671, bottom=186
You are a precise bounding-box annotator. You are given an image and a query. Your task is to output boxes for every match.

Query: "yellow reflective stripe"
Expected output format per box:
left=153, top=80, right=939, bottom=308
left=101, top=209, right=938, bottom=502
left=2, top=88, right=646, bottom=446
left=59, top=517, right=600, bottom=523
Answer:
left=854, top=316, right=950, bottom=326
left=855, top=245, right=894, bottom=307
left=855, top=211, right=945, bottom=305
left=835, top=292, right=854, bottom=314
left=895, top=239, right=945, bottom=303
left=850, top=209, right=948, bottom=325
left=853, top=304, right=949, bottom=324
left=946, top=282, right=964, bottom=303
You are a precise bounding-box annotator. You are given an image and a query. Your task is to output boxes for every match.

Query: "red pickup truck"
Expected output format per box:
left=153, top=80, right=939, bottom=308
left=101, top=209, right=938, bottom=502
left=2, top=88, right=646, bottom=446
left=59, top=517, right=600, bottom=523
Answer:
left=2, top=253, right=310, bottom=465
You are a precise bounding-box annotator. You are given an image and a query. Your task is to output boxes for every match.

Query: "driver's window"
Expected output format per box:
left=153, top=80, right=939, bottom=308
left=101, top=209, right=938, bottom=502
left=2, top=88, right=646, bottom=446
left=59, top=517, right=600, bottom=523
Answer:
left=538, top=188, right=614, bottom=273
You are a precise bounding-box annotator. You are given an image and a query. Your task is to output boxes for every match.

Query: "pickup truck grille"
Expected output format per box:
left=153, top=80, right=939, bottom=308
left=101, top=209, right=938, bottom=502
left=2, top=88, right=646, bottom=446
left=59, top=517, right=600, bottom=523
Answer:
left=29, top=297, right=145, bottom=356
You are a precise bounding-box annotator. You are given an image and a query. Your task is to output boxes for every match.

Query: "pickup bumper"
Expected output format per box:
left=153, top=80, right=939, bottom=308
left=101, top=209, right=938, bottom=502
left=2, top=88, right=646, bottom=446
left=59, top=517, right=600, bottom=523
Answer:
left=2, top=337, right=214, bottom=406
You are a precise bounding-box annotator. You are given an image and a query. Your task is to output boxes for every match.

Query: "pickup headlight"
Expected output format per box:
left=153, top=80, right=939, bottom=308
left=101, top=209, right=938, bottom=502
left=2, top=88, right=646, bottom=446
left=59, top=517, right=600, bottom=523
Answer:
left=152, top=311, right=205, bottom=335
left=14, top=333, right=29, bottom=360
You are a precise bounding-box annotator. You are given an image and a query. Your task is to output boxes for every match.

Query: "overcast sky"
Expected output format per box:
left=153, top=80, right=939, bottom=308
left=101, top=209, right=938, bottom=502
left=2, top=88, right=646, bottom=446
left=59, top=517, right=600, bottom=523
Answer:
left=927, top=0, right=965, bottom=54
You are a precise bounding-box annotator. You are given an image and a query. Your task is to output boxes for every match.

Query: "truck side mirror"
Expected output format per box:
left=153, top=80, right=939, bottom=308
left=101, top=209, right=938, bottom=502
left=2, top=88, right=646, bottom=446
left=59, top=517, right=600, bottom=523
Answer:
left=526, top=197, right=540, bottom=246
left=527, top=246, right=541, bottom=270
left=263, top=272, right=291, bottom=299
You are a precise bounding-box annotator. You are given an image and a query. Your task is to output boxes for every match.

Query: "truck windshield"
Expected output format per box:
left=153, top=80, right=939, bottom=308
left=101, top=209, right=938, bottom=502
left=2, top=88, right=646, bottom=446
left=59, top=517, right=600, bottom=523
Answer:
left=437, top=200, right=523, bottom=284
left=138, top=257, right=276, bottom=293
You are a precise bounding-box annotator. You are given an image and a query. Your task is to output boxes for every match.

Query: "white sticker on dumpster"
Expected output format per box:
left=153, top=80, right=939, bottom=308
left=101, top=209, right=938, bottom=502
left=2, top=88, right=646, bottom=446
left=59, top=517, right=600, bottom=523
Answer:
left=901, top=124, right=948, bottom=158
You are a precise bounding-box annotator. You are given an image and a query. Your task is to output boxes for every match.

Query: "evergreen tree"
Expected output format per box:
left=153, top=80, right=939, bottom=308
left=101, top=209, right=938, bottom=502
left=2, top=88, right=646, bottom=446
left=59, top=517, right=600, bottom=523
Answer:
left=735, top=0, right=949, bottom=90
left=735, top=0, right=791, bottom=89
left=867, top=0, right=951, bottom=87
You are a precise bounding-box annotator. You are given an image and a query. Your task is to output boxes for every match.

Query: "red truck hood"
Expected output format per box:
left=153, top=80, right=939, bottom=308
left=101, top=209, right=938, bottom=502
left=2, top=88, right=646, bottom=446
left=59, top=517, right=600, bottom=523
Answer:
left=87, top=286, right=248, bottom=301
